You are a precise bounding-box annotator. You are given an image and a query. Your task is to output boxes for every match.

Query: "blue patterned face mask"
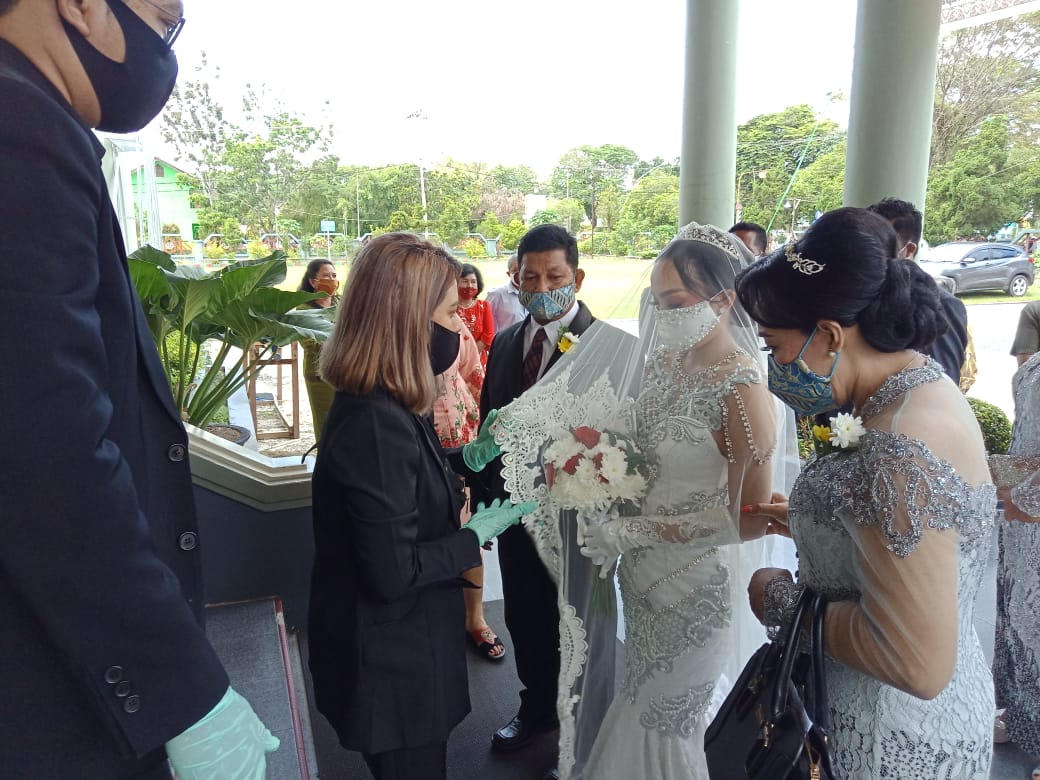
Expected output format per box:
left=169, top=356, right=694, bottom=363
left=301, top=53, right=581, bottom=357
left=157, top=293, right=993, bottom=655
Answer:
left=767, top=326, right=841, bottom=415
left=519, top=282, right=576, bottom=322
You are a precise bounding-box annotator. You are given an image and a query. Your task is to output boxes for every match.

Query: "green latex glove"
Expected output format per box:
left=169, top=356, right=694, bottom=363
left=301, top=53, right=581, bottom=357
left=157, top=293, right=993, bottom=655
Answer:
left=166, top=687, right=279, bottom=780
left=462, top=409, right=502, bottom=472
left=465, top=498, right=538, bottom=546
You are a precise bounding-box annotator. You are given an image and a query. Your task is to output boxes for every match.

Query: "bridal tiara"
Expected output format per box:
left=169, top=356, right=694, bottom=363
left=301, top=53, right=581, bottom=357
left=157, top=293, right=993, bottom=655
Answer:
left=675, top=222, right=746, bottom=262
left=785, top=243, right=825, bottom=275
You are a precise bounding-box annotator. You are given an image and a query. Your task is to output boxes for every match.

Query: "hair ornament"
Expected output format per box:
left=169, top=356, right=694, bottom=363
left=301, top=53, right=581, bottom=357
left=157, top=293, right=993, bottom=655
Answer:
left=676, top=221, right=748, bottom=263
left=785, top=243, right=825, bottom=275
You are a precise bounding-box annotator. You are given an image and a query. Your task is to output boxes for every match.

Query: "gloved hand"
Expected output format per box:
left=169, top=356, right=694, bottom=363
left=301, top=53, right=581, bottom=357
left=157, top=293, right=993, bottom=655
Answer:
left=578, top=519, right=633, bottom=575
left=166, top=687, right=279, bottom=780
left=462, top=409, right=502, bottom=472
left=465, top=498, right=538, bottom=546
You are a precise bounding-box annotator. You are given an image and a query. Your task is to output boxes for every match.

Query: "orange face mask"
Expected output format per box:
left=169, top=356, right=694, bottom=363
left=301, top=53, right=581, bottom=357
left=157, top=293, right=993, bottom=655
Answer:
left=313, top=278, right=338, bottom=296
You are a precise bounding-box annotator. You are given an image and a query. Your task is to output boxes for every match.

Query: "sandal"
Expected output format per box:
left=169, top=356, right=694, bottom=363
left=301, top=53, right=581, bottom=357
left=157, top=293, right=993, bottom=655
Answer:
left=468, top=626, right=506, bottom=661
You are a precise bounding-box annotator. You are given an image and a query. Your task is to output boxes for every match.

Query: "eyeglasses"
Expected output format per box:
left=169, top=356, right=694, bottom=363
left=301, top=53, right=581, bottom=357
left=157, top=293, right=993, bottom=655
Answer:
left=132, top=0, right=186, bottom=47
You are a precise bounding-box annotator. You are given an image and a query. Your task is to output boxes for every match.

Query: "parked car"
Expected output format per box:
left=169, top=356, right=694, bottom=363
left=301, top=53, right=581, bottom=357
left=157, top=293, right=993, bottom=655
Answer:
left=917, top=242, right=1034, bottom=297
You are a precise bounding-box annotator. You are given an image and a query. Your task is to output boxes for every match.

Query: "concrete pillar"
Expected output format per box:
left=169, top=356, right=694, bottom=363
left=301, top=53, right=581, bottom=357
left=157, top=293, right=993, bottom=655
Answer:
left=844, top=0, right=942, bottom=210
left=678, top=0, right=739, bottom=229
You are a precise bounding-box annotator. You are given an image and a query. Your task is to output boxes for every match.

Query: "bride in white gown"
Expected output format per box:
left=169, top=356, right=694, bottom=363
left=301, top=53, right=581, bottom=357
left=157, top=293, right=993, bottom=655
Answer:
left=492, top=223, right=797, bottom=779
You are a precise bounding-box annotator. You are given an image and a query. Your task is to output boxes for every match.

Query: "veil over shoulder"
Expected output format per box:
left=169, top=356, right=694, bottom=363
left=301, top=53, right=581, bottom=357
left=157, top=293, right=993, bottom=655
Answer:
left=491, top=224, right=800, bottom=778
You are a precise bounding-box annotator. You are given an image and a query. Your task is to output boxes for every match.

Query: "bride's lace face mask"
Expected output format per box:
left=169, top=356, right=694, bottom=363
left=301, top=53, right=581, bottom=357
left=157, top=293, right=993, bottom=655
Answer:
left=653, top=297, right=722, bottom=351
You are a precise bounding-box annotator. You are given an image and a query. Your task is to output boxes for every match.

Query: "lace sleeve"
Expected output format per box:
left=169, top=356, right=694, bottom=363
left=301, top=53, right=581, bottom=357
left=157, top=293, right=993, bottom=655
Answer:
left=1010, top=468, right=1040, bottom=516
left=607, top=505, right=737, bottom=548
left=825, top=434, right=977, bottom=699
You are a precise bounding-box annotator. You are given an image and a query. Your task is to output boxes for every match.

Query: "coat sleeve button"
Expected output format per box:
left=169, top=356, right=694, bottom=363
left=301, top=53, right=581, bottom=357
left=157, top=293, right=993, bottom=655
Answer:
left=104, top=666, right=123, bottom=684
left=167, top=443, right=186, bottom=462
left=115, top=681, right=132, bottom=698
left=178, top=531, right=198, bottom=551
left=124, top=695, right=142, bottom=714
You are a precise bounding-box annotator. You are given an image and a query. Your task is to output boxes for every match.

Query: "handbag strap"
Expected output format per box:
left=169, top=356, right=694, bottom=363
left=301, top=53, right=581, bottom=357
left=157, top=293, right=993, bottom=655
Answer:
left=808, top=592, right=832, bottom=731
left=769, top=587, right=813, bottom=717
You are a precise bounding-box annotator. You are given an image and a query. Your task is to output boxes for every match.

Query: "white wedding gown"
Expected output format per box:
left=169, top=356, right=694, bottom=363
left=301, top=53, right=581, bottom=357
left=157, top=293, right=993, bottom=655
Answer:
left=583, top=349, right=775, bottom=779
left=492, top=321, right=798, bottom=780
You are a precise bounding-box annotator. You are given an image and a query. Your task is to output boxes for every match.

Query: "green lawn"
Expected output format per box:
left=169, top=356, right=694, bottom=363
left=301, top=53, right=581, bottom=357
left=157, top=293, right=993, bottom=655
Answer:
left=957, top=281, right=1040, bottom=305
left=277, top=255, right=654, bottom=319
left=277, top=254, right=1038, bottom=314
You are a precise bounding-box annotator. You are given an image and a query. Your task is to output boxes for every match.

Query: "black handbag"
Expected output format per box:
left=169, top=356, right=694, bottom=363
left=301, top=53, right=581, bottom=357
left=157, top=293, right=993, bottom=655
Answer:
left=704, top=588, right=835, bottom=779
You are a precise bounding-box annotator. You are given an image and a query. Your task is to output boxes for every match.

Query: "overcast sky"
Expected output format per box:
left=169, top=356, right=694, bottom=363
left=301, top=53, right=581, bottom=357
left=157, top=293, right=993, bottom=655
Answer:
left=144, top=0, right=859, bottom=175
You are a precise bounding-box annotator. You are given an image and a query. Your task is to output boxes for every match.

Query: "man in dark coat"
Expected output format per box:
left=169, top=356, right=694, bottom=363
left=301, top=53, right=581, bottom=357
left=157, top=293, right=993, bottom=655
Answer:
left=867, top=197, right=972, bottom=387
left=475, top=225, right=597, bottom=777
left=0, top=1, right=273, bottom=776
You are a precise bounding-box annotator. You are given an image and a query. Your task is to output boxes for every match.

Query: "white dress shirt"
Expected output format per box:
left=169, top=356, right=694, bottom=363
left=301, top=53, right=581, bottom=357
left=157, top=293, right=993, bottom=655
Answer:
left=485, top=281, right=528, bottom=331
left=522, top=300, right=579, bottom=379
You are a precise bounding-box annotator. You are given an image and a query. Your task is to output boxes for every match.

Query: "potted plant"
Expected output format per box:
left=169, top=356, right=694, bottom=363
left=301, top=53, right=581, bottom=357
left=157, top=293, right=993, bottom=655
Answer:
left=128, top=245, right=334, bottom=435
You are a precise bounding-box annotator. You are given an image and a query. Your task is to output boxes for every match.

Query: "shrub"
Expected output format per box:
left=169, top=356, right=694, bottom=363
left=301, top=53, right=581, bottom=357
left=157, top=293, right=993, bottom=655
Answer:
left=458, top=237, right=487, bottom=258
left=967, top=397, right=1011, bottom=454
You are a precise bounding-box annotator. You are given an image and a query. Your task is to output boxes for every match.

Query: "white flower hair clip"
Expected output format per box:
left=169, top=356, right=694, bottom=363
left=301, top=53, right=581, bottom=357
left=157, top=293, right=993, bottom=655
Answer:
left=785, top=243, right=825, bottom=275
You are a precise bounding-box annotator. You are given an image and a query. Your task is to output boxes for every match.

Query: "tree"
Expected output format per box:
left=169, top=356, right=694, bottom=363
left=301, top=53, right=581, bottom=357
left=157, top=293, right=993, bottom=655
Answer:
left=925, top=116, right=1020, bottom=243
left=160, top=54, right=231, bottom=208
left=549, top=198, right=588, bottom=234
left=735, top=105, right=843, bottom=227
left=550, top=144, right=640, bottom=229
left=529, top=210, right=561, bottom=227
left=500, top=219, right=527, bottom=251
left=932, top=12, right=1040, bottom=168
left=789, top=141, right=847, bottom=220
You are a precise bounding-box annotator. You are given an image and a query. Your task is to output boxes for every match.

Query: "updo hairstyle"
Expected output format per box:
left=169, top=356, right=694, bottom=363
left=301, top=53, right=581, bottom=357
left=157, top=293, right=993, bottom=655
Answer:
left=734, top=207, right=945, bottom=353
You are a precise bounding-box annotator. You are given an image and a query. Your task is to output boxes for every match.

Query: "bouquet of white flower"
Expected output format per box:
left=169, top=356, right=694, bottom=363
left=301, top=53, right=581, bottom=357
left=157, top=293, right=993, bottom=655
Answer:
left=542, top=426, right=649, bottom=513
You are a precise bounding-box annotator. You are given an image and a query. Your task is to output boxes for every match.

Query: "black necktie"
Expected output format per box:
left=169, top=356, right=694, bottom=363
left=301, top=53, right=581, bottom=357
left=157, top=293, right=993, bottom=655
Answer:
left=521, top=327, right=548, bottom=391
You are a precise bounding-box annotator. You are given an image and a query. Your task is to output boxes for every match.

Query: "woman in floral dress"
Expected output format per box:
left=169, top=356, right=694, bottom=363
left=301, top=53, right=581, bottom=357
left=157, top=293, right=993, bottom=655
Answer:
left=431, top=320, right=504, bottom=661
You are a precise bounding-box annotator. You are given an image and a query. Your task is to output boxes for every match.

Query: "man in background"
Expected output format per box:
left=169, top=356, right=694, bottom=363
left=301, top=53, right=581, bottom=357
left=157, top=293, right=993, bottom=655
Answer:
left=0, top=0, right=276, bottom=776
left=729, top=221, right=768, bottom=257
left=868, top=197, right=975, bottom=391
left=485, top=253, right=528, bottom=330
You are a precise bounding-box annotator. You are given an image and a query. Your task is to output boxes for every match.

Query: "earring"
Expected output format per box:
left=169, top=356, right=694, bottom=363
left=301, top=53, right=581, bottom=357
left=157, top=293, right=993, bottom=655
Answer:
left=827, top=350, right=837, bottom=358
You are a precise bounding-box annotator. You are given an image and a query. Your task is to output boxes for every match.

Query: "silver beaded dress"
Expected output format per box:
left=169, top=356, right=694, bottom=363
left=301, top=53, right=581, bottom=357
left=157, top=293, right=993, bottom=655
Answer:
left=583, top=349, right=776, bottom=779
left=993, top=352, right=1040, bottom=761
left=786, top=359, right=995, bottom=779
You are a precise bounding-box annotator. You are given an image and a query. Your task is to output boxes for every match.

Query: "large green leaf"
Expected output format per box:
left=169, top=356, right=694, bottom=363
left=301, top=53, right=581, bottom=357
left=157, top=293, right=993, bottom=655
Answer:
left=128, top=244, right=177, bottom=271
left=216, top=254, right=288, bottom=299
left=167, top=274, right=222, bottom=331
left=203, top=289, right=333, bottom=348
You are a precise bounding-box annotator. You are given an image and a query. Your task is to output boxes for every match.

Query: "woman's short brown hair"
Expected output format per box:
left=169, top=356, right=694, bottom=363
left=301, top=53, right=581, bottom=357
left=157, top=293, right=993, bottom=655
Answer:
left=320, top=233, right=460, bottom=413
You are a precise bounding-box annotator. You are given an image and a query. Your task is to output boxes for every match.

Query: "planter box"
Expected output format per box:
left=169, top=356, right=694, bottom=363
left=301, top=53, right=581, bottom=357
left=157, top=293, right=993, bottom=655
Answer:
left=187, top=424, right=314, bottom=630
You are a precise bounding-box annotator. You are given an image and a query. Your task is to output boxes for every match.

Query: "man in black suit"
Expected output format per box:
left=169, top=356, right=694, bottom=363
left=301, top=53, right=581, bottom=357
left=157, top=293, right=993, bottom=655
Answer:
left=867, top=197, right=973, bottom=388
left=0, top=1, right=274, bottom=777
left=477, top=225, right=594, bottom=774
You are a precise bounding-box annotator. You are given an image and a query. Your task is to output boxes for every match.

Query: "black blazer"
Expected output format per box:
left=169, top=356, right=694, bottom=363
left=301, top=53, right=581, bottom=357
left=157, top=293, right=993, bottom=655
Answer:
left=308, top=388, right=483, bottom=754
left=0, top=42, right=227, bottom=777
left=929, top=288, right=969, bottom=386
left=474, top=302, right=596, bottom=505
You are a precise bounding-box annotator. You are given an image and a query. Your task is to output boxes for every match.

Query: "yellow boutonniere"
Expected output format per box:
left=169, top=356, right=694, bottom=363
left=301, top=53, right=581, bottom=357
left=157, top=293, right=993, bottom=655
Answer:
left=558, top=329, right=579, bottom=353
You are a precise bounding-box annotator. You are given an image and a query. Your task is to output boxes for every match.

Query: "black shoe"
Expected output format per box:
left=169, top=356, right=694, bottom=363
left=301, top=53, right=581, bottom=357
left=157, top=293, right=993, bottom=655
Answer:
left=490, top=715, right=557, bottom=752
left=543, top=769, right=560, bottom=780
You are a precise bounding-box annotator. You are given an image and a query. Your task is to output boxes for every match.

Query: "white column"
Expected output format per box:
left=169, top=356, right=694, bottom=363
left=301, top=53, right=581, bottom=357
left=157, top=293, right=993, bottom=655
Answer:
left=844, top=0, right=942, bottom=210
left=678, top=0, right=739, bottom=228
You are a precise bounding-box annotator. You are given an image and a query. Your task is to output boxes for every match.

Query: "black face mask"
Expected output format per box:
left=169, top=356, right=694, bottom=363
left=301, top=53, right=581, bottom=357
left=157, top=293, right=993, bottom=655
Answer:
left=430, top=322, right=461, bottom=375
left=63, top=0, right=179, bottom=133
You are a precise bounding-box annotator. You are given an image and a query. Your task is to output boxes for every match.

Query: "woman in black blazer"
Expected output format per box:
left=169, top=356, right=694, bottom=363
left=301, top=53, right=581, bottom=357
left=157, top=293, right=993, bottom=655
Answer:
left=307, top=232, right=534, bottom=780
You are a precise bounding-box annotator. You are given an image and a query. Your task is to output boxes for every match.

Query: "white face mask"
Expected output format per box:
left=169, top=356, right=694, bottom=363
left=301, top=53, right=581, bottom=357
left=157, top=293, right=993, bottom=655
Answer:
left=653, top=299, right=720, bottom=351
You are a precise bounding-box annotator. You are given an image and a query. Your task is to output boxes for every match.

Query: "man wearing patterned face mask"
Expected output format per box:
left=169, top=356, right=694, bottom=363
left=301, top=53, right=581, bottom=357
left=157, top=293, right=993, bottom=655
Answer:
left=0, top=1, right=276, bottom=778
left=474, top=224, right=596, bottom=780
